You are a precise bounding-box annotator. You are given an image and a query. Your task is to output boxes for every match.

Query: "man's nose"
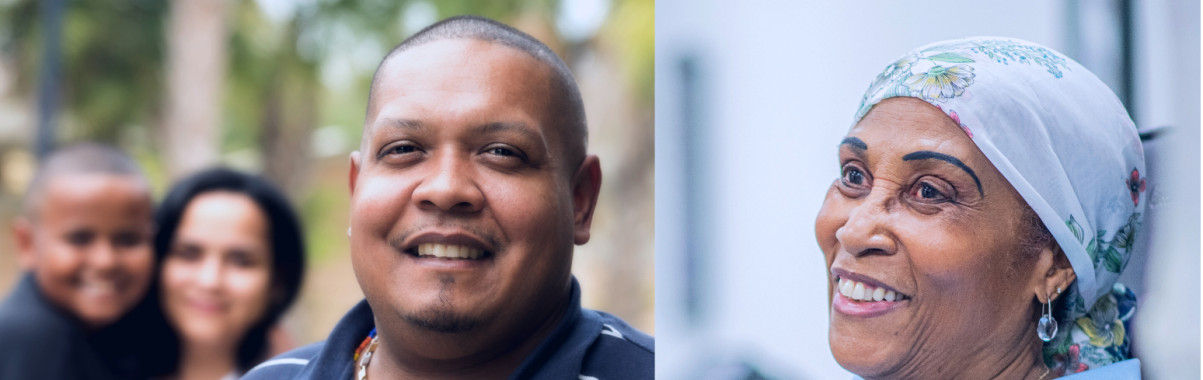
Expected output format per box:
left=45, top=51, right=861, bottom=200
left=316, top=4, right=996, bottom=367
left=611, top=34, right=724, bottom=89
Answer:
left=834, top=190, right=898, bottom=257
left=411, top=150, right=485, bottom=213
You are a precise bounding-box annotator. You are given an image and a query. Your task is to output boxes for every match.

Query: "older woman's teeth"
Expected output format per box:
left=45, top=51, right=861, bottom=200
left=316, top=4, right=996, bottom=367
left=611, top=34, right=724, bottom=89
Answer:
left=837, top=277, right=902, bottom=302
left=417, top=243, right=484, bottom=259
left=852, top=282, right=866, bottom=300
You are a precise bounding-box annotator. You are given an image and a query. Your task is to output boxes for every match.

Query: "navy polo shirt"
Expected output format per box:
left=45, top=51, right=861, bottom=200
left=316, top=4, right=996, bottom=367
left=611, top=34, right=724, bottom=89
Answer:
left=244, top=277, right=653, bottom=379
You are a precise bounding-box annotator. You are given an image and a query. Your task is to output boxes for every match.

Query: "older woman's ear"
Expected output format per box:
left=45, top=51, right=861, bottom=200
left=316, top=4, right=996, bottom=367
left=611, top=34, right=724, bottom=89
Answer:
left=1033, top=244, right=1077, bottom=304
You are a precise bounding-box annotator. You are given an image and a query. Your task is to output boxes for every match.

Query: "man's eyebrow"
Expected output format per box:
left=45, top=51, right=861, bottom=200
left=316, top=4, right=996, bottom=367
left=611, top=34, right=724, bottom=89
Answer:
left=840, top=137, right=868, bottom=151
left=471, top=122, right=544, bottom=142
left=377, top=118, right=427, bottom=131
left=902, top=151, right=983, bottom=196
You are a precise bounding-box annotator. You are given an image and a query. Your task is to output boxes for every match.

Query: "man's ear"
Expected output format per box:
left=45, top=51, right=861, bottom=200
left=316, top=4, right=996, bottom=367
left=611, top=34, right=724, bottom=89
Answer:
left=1031, top=242, right=1077, bottom=304
left=349, top=151, right=361, bottom=196
left=571, top=155, right=602, bottom=245
left=13, top=217, right=36, bottom=271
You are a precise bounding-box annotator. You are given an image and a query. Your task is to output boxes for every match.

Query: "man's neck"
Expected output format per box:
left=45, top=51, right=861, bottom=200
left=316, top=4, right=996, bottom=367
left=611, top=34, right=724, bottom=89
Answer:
left=368, top=285, right=574, bottom=380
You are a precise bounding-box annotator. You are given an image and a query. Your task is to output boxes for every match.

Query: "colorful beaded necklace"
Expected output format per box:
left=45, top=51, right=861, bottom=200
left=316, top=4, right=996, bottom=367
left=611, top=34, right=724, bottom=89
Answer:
left=353, top=328, right=378, bottom=380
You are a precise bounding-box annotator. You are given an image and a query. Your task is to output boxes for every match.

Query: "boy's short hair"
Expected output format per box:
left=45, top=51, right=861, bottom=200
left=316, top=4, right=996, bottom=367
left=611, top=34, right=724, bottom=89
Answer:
left=23, top=142, right=147, bottom=218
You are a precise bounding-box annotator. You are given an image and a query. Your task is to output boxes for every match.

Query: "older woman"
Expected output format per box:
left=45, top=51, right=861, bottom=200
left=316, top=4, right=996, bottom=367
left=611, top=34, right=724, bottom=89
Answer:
left=148, top=168, right=306, bottom=380
left=816, top=37, right=1143, bottom=379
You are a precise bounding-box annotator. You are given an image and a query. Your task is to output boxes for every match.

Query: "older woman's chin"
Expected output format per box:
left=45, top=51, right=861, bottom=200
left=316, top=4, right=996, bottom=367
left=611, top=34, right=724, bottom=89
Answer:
left=828, top=325, right=911, bottom=378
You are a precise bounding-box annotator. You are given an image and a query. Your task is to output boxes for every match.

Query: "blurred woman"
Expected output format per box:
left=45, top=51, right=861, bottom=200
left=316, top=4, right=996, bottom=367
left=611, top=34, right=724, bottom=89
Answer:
left=151, top=168, right=305, bottom=379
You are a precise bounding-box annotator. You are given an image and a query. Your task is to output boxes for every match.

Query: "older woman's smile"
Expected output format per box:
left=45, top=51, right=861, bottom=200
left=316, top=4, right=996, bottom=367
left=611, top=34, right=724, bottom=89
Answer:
left=831, top=269, right=911, bottom=318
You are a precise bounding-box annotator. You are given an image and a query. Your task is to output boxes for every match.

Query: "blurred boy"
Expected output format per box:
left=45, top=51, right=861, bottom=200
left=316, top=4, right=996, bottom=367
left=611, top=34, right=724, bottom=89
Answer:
left=0, top=143, right=156, bottom=379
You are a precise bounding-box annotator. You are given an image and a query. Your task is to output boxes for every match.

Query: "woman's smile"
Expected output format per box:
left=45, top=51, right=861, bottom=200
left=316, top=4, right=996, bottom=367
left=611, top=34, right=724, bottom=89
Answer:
left=831, top=271, right=912, bottom=318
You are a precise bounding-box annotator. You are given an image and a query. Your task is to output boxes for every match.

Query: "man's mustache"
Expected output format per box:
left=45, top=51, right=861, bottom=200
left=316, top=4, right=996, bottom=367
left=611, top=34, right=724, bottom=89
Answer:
left=387, top=223, right=504, bottom=252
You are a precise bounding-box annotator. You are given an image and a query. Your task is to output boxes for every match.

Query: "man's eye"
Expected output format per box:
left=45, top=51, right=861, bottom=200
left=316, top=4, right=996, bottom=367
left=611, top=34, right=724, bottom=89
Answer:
left=387, top=145, right=418, bottom=155
left=481, top=144, right=528, bottom=163
left=487, top=147, right=516, bottom=157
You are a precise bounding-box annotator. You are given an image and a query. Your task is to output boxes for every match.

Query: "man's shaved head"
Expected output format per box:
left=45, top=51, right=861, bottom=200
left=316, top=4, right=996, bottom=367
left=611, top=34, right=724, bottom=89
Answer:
left=365, top=15, right=588, bottom=169
left=23, top=142, right=147, bottom=218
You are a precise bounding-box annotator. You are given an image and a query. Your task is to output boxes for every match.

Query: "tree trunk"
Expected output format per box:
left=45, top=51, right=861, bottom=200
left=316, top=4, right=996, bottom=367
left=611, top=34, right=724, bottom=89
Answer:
left=161, top=0, right=227, bottom=179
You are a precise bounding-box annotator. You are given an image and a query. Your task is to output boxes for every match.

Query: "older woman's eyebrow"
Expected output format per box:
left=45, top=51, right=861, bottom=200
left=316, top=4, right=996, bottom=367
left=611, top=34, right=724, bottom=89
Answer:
left=840, top=137, right=868, bottom=150
left=902, top=151, right=984, bottom=196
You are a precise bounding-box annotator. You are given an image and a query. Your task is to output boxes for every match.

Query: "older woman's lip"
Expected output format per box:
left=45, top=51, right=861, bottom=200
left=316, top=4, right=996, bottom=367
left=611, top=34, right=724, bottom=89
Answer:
left=830, top=268, right=908, bottom=297
left=833, top=292, right=908, bottom=318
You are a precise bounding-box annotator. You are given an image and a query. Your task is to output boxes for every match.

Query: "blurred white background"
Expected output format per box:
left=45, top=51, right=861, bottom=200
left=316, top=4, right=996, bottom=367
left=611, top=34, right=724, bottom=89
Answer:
left=655, top=1, right=1199, bottom=378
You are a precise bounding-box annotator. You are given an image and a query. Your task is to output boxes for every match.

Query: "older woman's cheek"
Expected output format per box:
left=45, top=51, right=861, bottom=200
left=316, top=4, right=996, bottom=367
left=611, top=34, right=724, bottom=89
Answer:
left=815, top=184, right=848, bottom=263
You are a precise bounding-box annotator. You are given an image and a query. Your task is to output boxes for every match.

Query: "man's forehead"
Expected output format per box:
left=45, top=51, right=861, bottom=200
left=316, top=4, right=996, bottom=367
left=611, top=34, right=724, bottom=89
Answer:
left=367, top=39, right=560, bottom=134
left=379, top=39, right=551, bottom=82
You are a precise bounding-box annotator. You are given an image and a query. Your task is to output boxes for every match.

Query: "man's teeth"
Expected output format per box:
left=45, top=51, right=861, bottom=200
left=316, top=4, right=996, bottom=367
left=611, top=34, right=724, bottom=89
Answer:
left=417, top=243, right=484, bottom=259
left=838, top=277, right=900, bottom=302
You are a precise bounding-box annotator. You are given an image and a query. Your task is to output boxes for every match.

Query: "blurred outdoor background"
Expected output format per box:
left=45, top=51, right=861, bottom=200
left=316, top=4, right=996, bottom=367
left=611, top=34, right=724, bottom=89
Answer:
left=0, top=0, right=653, bottom=346
left=657, top=1, right=1198, bottom=379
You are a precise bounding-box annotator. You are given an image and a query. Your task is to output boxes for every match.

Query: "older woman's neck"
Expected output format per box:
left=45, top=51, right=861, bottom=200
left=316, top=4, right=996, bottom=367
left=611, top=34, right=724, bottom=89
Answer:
left=173, top=340, right=239, bottom=380
left=866, top=326, right=1048, bottom=380
left=966, top=328, right=1049, bottom=380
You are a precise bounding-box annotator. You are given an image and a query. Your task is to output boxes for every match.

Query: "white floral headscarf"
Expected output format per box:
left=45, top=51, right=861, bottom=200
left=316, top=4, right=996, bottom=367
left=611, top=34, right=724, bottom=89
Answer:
left=853, top=37, right=1144, bottom=375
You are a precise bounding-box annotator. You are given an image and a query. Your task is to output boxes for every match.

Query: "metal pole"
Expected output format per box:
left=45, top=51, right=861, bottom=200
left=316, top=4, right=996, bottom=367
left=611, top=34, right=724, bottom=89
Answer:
left=35, top=0, right=66, bottom=160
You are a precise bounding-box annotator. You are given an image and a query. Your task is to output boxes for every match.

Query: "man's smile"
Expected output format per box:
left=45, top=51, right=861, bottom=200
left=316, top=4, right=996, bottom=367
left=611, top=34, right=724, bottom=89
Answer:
left=396, top=231, right=499, bottom=267
left=414, top=243, right=486, bottom=260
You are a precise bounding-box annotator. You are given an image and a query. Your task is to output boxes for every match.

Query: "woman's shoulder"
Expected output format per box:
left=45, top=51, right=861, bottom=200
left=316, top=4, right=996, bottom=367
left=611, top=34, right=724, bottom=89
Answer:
left=1058, top=359, right=1141, bottom=379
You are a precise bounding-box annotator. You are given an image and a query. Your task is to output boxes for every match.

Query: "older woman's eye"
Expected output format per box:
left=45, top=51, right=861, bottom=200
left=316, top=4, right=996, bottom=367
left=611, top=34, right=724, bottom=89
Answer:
left=912, top=182, right=951, bottom=202
left=841, top=166, right=867, bottom=186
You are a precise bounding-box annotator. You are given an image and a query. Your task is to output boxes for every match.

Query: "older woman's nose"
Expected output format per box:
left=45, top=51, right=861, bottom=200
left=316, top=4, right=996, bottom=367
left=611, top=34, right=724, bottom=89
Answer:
left=835, top=192, right=897, bottom=256
left=411, top=152, right=486, bottom=214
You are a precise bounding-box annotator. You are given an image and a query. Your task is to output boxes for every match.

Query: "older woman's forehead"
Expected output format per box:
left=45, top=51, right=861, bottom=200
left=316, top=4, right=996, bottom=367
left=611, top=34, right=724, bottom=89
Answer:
left=847, top=100, right=977, bottom=156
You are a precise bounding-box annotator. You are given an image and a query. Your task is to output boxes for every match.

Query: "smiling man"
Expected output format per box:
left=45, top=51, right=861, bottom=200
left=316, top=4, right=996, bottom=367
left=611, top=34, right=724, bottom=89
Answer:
left=243, top=15, right=653, bottom=380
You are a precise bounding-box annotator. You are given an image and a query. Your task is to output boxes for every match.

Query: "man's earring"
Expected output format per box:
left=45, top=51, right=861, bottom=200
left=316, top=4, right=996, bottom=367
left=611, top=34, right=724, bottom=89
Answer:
left=347, top=227, right=352, bottom=238
left=1038, top=291, right=1057, bottom=342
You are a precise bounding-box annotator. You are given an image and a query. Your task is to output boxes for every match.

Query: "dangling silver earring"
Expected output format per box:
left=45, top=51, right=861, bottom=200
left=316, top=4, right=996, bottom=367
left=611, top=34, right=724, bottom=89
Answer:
left=1038, top=292, right=1057, bottom=342
left=347, top=227, right=352, bottom=237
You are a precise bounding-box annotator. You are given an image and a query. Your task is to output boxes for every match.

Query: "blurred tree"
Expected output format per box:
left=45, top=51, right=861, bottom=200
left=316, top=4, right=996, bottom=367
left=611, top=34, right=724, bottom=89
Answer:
left=163, top=0, right=226, bottom=179
left=0, top=0, right=165, bottom=146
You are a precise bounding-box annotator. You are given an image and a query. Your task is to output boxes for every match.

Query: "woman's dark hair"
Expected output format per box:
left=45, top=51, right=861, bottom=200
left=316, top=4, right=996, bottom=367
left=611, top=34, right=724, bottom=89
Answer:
left=147, top=167, right=306, bottom=374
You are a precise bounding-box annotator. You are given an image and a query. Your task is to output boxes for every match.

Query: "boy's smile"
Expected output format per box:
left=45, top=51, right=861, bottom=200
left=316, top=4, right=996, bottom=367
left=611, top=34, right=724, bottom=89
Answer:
left=17, top=174, right=154, bottom=330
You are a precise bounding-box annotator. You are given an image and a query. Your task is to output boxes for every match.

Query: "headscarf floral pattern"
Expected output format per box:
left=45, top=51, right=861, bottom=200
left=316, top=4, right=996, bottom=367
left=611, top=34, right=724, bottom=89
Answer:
left=854, top=37, right=1146, bottom=375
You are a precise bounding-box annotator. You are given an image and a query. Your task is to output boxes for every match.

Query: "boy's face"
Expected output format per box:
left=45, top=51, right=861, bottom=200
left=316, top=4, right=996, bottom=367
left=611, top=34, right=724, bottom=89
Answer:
left=16, top=174, right=154, bottom=330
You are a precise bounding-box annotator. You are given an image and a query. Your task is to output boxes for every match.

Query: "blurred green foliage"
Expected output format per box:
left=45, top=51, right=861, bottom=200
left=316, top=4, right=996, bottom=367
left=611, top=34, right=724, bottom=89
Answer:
left=0, top=0, right=654, bottom=264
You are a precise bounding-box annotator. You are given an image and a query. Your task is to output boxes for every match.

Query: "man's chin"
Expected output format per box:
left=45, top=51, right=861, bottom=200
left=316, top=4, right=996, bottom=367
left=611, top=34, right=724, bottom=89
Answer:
left=402, top=307, right=481, bottom=333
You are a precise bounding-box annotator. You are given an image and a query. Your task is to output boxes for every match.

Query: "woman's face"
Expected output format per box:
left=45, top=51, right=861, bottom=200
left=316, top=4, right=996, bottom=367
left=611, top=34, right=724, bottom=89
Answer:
left=161, top=191, right=273, bottom=347
left=815, top=97, right=1044, bottom=378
